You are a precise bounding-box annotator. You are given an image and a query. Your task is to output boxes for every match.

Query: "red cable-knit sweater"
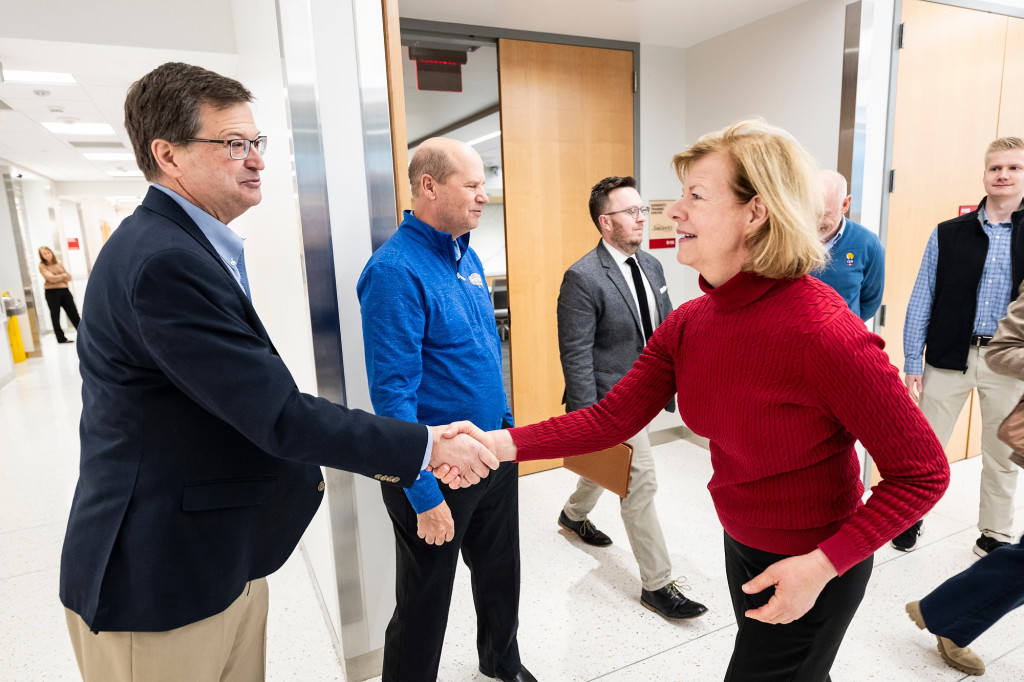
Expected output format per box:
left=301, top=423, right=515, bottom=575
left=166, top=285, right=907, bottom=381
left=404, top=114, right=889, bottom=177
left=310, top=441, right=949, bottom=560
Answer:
left=511, top=271, right=950, bottom=575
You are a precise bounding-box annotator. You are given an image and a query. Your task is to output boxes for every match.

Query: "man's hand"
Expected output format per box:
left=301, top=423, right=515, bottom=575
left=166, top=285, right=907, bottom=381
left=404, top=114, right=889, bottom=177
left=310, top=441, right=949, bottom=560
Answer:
left=905, top=374, right=923, bottom=402
left=428, top=423, right=499, bottom=488
left=441, top=423, right=517, bottom=462
left=417, top=501, right=455, bottom=546
left=741, top=549, right=838, bottom=625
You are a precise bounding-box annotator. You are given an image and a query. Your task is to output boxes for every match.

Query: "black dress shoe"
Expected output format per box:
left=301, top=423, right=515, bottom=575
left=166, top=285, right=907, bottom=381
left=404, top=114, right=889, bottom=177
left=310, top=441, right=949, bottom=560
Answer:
left=479, top=664, right=538, bottom=681
left=641, top=580, right=708, bottom=620
left=557, top=510, right=612, bottom=547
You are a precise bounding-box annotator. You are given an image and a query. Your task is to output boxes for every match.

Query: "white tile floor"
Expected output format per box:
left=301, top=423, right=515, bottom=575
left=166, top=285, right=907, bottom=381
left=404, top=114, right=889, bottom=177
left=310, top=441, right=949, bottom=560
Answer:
left=3, top=334, right=1024, bottom=681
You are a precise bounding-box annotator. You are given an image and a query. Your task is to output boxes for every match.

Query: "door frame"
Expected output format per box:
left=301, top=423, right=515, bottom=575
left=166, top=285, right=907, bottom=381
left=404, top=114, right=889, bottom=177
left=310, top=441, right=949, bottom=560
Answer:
left=399, top=18, right=640, bottom=183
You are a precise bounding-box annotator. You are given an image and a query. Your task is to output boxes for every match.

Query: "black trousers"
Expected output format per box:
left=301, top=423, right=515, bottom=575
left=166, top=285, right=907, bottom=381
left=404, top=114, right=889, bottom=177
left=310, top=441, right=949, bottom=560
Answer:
left=723, top=532, right=873, bottom=682
left=381, top=461, right=521, bottom=682
left=44, top=288, right=80, bottom=342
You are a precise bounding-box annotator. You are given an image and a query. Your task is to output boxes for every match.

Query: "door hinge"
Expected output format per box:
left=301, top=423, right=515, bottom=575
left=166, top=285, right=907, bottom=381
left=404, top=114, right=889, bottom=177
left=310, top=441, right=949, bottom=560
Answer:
left=888, top=169, right=896, bottom=193
left=879, top=304, right=887, bottom=327
left=633, top=71, right=638, bottom=93
left=898, top=22, right=906, bottom=49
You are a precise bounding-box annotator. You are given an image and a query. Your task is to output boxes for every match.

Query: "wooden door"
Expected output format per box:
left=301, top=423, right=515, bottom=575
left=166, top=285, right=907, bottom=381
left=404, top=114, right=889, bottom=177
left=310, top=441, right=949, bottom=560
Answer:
left=997, top=17, right=1024, bottom=138
left=882, top=0, right=1007, bottom=464
left=498, top=39, right=635, bottom=474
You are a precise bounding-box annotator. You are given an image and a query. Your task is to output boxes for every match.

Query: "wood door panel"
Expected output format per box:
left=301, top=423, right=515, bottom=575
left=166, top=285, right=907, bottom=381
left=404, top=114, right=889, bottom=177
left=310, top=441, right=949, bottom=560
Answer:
left=498, top=39, right=634, bottom=474
left=997, top=18, right=1024, bottom=138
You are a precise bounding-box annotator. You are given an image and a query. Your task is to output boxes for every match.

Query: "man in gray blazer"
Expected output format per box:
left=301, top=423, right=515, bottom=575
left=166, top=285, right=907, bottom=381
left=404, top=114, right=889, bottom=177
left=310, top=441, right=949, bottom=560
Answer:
left=556, top=176, right=707, bottom=620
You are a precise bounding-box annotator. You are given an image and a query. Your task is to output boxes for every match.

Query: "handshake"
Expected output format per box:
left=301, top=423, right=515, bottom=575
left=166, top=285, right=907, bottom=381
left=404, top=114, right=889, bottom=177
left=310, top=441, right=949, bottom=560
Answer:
left=427, top=422, right=518, bottom=488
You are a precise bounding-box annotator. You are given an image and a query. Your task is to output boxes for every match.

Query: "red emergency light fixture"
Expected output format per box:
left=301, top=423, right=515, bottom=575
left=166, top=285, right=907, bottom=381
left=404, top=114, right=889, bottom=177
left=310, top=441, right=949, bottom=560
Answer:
left=409, top=47, right=468, bottom=93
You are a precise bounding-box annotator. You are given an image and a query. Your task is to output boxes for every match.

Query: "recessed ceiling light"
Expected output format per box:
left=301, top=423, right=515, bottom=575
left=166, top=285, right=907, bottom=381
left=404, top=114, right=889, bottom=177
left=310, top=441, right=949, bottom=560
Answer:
left=83, top=152, right=135, bottom=161
left=42, top=121, right=116, bottom=136
left=3, top=70, right=77, bottom=85
left=107, top=169, right=143, bottom=177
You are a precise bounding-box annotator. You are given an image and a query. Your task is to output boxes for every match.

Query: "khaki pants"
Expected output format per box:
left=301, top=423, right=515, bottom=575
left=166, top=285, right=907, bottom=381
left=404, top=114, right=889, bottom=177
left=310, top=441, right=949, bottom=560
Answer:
left=65, top=577, right=268, bottom=682
left=920, top=347, right=1024, bottom=541
left=564, top=428, right=673, bottom=591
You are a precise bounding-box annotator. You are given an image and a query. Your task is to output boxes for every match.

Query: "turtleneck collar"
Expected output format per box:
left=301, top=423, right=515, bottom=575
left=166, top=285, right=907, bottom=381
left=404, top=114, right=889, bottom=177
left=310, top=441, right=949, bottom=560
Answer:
left=698, top=270, right=781, bottom=312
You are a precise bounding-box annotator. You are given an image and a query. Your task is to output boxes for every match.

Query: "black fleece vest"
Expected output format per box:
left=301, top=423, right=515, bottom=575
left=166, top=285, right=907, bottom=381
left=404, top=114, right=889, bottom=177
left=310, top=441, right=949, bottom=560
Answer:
left=925, top=198, right=1024, bottom=371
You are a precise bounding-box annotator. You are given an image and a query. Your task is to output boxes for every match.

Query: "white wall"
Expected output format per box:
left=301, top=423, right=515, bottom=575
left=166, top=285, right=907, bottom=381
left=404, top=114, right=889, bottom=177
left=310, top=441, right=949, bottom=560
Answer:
left=636, top=43, right=701, bottom=433
left=0, top=0, right=235, bottom=53
left=685, top=0, right=850, bottom=170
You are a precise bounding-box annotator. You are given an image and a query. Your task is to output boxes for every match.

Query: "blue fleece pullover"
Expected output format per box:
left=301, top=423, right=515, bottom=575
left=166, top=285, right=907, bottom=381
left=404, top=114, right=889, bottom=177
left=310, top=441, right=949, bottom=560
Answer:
left=357, top=210, right=513, bottom=513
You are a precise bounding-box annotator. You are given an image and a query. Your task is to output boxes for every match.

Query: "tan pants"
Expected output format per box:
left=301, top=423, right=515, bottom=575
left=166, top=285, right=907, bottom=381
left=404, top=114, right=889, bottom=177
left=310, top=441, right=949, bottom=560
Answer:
left=65, top=577, right=268, bottom=682
left=563, top=428, right=673, bottom=591
left=920, top=347, right=1024, bottom=541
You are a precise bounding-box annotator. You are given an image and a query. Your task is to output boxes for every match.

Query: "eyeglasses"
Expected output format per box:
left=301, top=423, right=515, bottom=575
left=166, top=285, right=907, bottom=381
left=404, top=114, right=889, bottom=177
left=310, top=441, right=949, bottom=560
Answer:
left=603, top=206, right=650, bottom=219
left=185, top=136, right=268, bottom=160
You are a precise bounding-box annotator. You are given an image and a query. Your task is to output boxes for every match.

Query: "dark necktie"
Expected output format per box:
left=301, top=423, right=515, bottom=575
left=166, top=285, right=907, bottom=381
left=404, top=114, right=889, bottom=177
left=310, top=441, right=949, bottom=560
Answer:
left=626, top=256, right=654, bottom=341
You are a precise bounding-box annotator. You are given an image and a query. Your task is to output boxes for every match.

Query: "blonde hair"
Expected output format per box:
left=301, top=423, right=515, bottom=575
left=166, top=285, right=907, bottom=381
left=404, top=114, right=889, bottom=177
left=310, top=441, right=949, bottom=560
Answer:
left=672, top=119, right=825, bottom=279
left=986, top=136, right=1024, bottom=162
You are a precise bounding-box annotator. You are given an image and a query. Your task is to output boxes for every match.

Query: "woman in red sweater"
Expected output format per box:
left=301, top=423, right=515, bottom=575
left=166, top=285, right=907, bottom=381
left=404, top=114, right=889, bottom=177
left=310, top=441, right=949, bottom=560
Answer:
left=449, top=120, right=950, bottom=680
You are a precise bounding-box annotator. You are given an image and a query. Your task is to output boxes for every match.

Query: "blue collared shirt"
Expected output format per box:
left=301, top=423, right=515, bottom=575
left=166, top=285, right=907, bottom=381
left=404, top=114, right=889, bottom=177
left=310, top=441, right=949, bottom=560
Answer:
left=152, top=184, right=248, bottom=290
left=823, top=216, right=847, bottom=251
left=903, top=208, right=1013, bottom=374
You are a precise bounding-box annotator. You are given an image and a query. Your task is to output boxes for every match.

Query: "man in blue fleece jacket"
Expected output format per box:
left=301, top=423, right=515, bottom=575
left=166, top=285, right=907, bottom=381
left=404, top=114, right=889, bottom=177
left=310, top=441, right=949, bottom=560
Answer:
left=813, top=169, right=885, bottom=322
left=357, top=138, right=534, bottom=682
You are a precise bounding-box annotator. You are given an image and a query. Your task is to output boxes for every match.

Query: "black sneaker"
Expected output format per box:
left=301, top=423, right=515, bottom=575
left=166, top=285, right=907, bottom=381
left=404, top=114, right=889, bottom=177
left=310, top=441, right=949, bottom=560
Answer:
left=973, top=535, right=1009, bottom=558
left=891, top=520, right=923, bottom=552
left=557, top=510, right=612, bottom=546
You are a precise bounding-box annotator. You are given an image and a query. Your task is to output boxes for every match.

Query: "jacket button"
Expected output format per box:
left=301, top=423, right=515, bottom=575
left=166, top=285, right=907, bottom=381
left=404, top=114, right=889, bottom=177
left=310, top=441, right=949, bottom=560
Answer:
left=317, top=481, right=325, bottom=492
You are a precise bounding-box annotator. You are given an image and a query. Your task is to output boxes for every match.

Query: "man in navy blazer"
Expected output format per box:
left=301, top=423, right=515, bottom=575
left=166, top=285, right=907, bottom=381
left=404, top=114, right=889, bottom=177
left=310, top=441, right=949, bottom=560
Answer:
left=60, top=62, right=497, bottom=681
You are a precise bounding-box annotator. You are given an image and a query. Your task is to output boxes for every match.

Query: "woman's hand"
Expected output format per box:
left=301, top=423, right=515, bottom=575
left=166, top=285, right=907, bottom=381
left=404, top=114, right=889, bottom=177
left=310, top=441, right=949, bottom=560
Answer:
left=741, top=548, right=838, bottom=624
left=430, top=425, right=518, bottom=486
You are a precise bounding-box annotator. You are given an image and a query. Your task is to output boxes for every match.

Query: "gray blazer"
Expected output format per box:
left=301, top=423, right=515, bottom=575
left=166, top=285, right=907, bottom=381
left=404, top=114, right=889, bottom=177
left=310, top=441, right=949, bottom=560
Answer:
left=557, top=240, right=675, bottom=412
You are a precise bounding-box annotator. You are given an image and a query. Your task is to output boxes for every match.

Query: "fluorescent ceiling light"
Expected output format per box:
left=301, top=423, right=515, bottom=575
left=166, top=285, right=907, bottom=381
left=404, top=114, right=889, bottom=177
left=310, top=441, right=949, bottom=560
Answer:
left=42, top=122, right=116, bottom=136
left=467, top=131, right=501, bottom=147
left=107, top=169, right=143, bottom=177
left=83, top=152, right=135, bottom=161
left=3, top=70, right=77, bottom=84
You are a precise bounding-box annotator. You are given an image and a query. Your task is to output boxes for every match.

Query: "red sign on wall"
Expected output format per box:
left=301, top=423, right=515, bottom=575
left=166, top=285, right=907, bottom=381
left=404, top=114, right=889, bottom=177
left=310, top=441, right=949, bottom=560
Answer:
left=959, top=205, right=978, bottom=216
left=67, top=237, right=80, bottom=250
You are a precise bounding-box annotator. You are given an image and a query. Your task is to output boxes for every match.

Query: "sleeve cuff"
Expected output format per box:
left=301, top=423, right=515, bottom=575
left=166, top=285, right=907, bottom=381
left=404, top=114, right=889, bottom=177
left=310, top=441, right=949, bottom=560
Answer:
left=404, top=470, right=445, bottom=513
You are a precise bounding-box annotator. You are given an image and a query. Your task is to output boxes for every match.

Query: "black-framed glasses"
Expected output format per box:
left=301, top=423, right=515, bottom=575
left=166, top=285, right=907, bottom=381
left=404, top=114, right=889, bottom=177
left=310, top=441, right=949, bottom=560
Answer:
left=603, top=206, right=650, bottom=219
left=185, top=136, right=268, bottom=160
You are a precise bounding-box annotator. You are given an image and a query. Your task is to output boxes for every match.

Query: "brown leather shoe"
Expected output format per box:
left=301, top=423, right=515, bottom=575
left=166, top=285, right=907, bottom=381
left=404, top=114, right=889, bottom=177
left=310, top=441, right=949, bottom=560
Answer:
left=906, top=601, right=985, bottom=676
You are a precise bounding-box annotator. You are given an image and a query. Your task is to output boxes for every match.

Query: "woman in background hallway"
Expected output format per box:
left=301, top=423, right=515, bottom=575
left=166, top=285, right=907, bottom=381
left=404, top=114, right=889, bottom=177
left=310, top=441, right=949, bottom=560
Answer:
left=38, top=246, right=80, bottom=344
left=466, top=120, right=951, bottom=681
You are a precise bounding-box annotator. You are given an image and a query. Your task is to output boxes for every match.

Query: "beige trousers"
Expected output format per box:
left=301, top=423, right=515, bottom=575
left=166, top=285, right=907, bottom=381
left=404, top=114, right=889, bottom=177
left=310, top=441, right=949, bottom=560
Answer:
left=920, top=347, right=1024, bottom=541
left=563, top=428, right=673, bottom=591
left=65, top=577, right=268, bottom=682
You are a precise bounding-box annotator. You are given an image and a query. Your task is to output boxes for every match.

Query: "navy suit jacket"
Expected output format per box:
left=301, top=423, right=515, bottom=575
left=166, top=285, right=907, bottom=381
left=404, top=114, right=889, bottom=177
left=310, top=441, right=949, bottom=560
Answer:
left=60, top=187, right=425, bottom=632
